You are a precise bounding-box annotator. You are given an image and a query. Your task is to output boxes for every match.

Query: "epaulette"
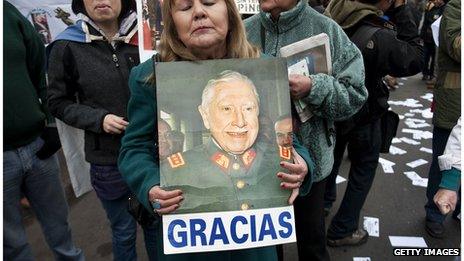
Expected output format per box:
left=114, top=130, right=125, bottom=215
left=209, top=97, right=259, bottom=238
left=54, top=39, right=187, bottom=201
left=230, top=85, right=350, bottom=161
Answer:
left=279, top=146, right=292, bottom=160
left=167, top=152, right=185, bottom=168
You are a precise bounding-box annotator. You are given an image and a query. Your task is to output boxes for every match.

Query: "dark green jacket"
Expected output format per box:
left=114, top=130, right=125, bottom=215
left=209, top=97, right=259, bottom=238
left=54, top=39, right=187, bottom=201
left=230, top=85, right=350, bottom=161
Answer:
left=3, top=1, right=51, bottom=150
left=433, top=0, right=461, bottom=130
left=119, top=58, right=313, bottom=261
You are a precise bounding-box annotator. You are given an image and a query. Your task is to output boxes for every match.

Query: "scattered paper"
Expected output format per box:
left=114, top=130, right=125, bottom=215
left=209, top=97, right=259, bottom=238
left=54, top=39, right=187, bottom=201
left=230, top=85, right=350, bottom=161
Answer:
left=410, top=108, right=433, bottom=119
left=404, top=171, right=423, bottom=182
left=336, top=175, right=346, bottom=184
left=404, top=113, right=415, bottom=117
left=398, top=115, right=405, bottom=120
left=398, top=82, right=404, bottom=86
left=379, top=158, right=395, bottom=173
left=412, top=178, right=428, bottom=187
left=389, top=236, right=428, bottom=247
left=420, top=147, right=433, bottom=154
left=389, top=145, right=407, bottom=155
left=388, top=99, right=423, bottom=108
left=402, top=129, right=432, bottom=140
left=392, top=138, right=402, bottom=144
left=404, top=121, right=430, bottom=129
left=400, top=137, right=421, bottom=145
left=421, top=93, right=433, bottom=102
left=400, top=77, right=408, bottom=80
left=405, top=118, right=426, bottom=123
left=407, top=159, right=428, bottom=168
left=353, top=257, right=371, bottom=261
left=363, top=217, right=379, bottom=237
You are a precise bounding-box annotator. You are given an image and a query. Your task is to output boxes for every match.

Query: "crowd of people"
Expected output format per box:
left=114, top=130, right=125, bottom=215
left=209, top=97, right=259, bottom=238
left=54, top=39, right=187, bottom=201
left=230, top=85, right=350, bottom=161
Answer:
left=3, top=0, right=460, bottom=260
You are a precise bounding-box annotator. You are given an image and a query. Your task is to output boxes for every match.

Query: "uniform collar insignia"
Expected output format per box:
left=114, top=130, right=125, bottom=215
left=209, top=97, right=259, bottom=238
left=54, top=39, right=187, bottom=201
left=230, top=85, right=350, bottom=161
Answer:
left=242, top=149, right=256, bottom=168
left=167, top=152, right=185, bottom=168
left=279, top=146, right=292, bottom=160
left=211, top=152, right=230, bottom=171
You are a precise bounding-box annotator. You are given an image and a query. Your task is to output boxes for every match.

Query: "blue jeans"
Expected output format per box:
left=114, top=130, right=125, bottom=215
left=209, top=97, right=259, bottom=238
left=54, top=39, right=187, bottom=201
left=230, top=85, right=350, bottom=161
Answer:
left=3, top=137, right=84, bottom=261
left=91, top=165, right=158, bottom=261
left=425, top=126, right=461, bottom=223
left=327, top=120, right=381, bottom=239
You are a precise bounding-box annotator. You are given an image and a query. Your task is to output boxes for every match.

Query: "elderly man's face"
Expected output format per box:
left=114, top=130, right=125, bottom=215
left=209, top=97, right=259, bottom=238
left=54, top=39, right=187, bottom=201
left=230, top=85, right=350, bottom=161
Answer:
left=275, top=117, right=292, bottom=147
left=200, top=80, right=259, bottom=154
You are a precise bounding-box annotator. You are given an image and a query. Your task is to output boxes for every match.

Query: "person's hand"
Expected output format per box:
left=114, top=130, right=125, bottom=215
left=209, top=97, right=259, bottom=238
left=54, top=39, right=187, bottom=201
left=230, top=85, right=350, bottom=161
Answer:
left=277, top=148, right=308, bottom=205
left=434, top=189, right=458, bottom=215
left=148, top=186, right=183, bottom=215
left=289, top=74, right=312, bottom=100
left=103, top=114, right=128, bottom=134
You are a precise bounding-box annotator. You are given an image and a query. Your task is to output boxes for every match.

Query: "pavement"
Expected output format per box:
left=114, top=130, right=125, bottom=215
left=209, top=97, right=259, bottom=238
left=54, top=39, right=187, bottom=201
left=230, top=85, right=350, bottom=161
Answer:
left=23, top=74, right=460, bottom=260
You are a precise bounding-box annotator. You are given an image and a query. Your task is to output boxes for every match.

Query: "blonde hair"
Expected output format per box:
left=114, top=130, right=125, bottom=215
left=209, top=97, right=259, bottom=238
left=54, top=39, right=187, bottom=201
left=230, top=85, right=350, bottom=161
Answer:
left=159, top=0, right=260, bottom=61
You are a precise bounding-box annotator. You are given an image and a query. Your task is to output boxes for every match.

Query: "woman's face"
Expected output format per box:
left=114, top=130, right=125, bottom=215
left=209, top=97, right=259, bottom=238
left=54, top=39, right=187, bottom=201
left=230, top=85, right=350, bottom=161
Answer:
left=172, top=0, right=229, bottom=53
left=83, top=0, right=122, bottom=24
left=259, top=0, right=297, bottom=19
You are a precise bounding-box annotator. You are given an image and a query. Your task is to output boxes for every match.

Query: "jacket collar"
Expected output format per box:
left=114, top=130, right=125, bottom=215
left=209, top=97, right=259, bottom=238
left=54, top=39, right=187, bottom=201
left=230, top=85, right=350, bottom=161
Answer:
left=259, top=0, right=307, bottom=34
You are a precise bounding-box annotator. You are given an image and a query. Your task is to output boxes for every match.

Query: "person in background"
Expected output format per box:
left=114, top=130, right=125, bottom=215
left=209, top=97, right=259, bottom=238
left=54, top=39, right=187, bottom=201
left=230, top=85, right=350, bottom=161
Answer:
left=47, top=0, right=157, bottom=260
left=324, top=0, right=423, bottom=247
left=245, top=0, right=368, bottom=259
left=420, top=0, right=446, bottom=81
left=118, top=0, right=314, bottom=258
left=3, top=2, right=83, bottom=260
left=424, top=0, right=460, bottom=238
left=434, top=118, right=460, bottom=216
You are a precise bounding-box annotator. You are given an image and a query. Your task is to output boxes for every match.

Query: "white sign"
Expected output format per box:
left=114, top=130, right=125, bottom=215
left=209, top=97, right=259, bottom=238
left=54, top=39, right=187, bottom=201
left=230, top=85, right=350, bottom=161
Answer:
left=235, top=0, right=260, bottom=14
left=162, top=206, right=296, bottom=254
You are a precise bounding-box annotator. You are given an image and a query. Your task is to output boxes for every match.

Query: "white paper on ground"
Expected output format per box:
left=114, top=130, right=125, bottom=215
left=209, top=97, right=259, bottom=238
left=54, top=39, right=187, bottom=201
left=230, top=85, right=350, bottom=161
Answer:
left=353, top=257, right=371, bottom=261
left=378, top=158, right=395, bottom=173
left=406, top=159, right=428, bottom=168
left=412, top=178, right=428, bottom=187
left=405, top=118, right=426, bottom=123
left=400, top=77, right=408, bottom=80
left=421, top=93, right=434, bottom=102
left=398, top=82, right=404, bottom=86
left=404, top=171, right=422, bottom=181
left=420, top=147, right=433, bottom=154
left=388, top=99, right=423, bottom=108
left=363, top=217, right=379, bottom=237
left=392, top=138, right=402, bottom=144
left=399, top=115, right=405, bottom=120
left=336, top=175, right=346, bottom=184
left=402, top=128, right=423, bottom=134
left=389, top=145, right=407, bottom=155
left=410, top=109, right=433, bottom=119
left=404, top=121, right=430, bottom=129
left=400, top=137, right=421, bottom=145
left=389, top=236, right=428, bottom=247
left=404, top=113, right=415, bottom=117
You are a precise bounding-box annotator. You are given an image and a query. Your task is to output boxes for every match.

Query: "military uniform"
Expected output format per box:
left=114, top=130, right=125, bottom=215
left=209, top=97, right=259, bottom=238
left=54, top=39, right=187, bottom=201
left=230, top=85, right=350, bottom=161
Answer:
left=161, top=138, right=292, bottom=214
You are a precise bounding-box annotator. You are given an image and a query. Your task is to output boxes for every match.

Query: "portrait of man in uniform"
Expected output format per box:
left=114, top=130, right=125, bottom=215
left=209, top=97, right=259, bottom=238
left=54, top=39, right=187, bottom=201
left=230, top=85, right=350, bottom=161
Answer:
left=159, top=69, right=293, bottom=214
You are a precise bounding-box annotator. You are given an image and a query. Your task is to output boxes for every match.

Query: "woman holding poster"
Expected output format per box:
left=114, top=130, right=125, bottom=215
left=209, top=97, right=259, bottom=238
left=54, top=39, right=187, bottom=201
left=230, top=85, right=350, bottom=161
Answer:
left=118, top=0, right=314, bottom=259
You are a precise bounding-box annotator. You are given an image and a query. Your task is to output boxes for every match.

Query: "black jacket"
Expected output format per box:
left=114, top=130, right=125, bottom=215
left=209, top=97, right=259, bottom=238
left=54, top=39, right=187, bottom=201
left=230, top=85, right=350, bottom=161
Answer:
left=345, top=5, right=424, bottom=125
left=47, top=20, right=140, bottom=165
left=420, top=3, right=445, bottom=44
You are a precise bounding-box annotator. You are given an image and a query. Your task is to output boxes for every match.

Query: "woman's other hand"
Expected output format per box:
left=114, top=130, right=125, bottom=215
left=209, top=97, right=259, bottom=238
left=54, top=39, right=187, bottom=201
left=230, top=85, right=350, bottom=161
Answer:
left=148, top=186, right=183, bottom=215
left=277, top=148, right=308, bottom=204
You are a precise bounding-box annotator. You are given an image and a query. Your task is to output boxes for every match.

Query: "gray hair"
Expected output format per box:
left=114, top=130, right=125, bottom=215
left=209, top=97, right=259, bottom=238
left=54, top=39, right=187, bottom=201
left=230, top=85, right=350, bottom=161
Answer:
left=200, top=70, right=260, bottom=110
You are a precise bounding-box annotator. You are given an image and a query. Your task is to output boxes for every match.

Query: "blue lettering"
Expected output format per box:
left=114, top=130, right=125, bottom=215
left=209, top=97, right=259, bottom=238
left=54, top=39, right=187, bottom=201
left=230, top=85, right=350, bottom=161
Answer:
left=231, top=216, right=249, bottom=244
left=209, top=217, right=230, bottom=245
left=168, top=219, right=187, bottom=248
left=258, top=214, right=277, bottom=241
left=278, top=211, right=293, bottom=238
left=190, top=219, right=207, bottom=246
left=250, top=215, right=257, bottom=242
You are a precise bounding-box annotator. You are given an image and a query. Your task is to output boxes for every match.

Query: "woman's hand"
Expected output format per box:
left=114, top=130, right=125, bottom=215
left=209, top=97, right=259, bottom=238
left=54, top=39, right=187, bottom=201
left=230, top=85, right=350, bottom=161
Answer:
left=434, top=188, right=458, bottom=215
left=148, top=186, right=183, bottom=215
left=277, top=148, right=308, bottom=204
left=289, top=74, right=312, bottom=100
left=103, top=114, right=128, bottom=134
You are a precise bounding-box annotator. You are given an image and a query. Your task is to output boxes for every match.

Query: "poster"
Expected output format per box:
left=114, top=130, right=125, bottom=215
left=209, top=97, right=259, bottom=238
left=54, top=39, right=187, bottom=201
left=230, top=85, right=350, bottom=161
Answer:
left=156, top=58, right=296, bottom=254
left=235, top=0, right=260, bottom=14
left=136, top=0, right=163, bottom=62
left=10, top=0, right=77, bottom=45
